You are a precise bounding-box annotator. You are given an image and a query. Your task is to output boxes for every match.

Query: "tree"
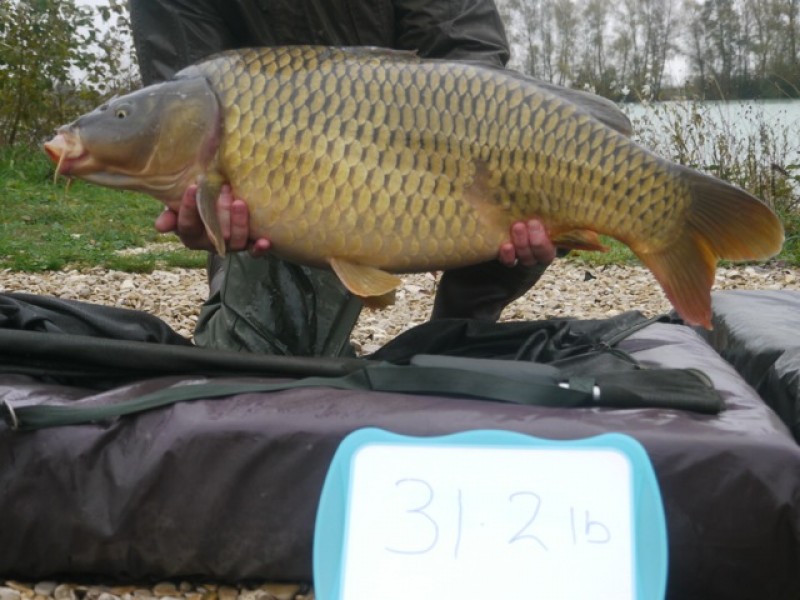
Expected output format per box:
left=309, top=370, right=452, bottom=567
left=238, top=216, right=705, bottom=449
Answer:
left=552, top=0, right=579, bottom=85
left=0, top=0, right=138, bottom=147
left=768, top=0, right=800, bottom=94
left=497, top=0, right=800, bottom=99
left=500, top=0, right=560, bottom=81
left=614, top=0, right=678, bottom=98
left=704, top=0, right=742, bottom=96
left=574, top=0, right=618, bottom=95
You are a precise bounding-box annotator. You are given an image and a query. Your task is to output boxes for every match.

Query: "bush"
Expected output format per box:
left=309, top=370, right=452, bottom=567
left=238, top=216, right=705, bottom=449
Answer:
left=625, top=99, right=800, bottom=262
left=0, top=0, right=138, bottom=147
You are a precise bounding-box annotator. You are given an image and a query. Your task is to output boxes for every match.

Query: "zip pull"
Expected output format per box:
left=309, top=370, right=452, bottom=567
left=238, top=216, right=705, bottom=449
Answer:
left=559, top=377, right=601, bottom=402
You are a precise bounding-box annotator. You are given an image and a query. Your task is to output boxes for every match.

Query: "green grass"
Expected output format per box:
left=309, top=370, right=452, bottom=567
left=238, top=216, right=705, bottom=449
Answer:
left=567, top=238, right=637, bottom=266
left=0, top=146, right=206, bottom=272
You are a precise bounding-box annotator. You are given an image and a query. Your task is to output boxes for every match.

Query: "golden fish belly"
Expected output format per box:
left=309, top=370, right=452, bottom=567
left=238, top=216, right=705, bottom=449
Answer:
left=194, top=47, right=691, bottom=270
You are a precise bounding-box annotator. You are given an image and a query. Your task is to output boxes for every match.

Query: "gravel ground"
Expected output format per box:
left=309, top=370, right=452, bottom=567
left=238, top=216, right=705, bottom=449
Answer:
left=0, top=582, right=310, bottom=600
left=1, top=259, right=799, bottom=599
left=1, top=260, right=798, bottom=352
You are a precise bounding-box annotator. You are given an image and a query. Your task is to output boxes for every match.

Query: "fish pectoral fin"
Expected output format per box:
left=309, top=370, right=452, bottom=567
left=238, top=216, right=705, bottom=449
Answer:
left=551, top=229, right=609, bottom=252
left=329, top=258, right=402, bottom=305
left=196, top=174, right=227, bottom=256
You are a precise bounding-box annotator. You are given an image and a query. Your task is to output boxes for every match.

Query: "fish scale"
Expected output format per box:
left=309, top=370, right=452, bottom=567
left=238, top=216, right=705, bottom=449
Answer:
left=45, top=45, right=784, bottom=327
left=203, top=48, right=500, bottom=267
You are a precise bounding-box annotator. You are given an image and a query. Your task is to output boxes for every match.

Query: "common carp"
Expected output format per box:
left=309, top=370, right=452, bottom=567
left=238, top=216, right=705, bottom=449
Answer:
left=44, top=46, right=784, bottom=328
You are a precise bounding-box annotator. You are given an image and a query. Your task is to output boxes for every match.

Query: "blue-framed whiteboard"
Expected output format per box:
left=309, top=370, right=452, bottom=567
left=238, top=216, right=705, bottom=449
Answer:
left=314, top=428, right=667, bottom=599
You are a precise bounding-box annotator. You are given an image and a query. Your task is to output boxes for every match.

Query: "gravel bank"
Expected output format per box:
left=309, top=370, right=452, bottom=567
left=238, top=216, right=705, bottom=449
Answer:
left=1, top=261, right=798, bottom=598
left=2, top=261, right=798, bottom=352
left=0, top=582, right=310, bottom=600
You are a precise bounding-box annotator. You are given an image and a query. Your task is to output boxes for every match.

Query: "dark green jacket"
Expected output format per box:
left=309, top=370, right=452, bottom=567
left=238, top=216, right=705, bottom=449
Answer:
left=129, top=0, right=511, bottom=84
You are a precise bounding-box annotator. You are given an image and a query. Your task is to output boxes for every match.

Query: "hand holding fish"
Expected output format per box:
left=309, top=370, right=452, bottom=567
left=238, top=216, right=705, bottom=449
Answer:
left=157, top=184, right=556, bottom=267
left=155, top=184, right=271, bottom=257
left=500, top=220, right=557, bottom=268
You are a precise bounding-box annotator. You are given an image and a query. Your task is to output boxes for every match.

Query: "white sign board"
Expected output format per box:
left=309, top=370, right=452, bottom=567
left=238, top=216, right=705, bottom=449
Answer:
left=314, top=429, right=667, bottom=600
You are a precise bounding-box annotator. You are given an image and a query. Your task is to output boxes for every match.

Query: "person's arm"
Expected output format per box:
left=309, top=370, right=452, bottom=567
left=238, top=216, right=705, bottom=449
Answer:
left=393, top=0, right=511, bottom=66
left=431, top=221, right=557, bottom=321
left=128, top=0, right=235, bottom=86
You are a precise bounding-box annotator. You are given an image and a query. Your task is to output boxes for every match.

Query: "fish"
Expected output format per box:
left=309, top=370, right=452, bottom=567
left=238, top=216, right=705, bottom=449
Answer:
left=44, top=45, right=784, bottom=328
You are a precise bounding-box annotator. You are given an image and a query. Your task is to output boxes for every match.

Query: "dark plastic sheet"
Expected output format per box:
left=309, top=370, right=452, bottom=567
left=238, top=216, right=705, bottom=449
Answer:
left=702, top=289, right=800, bottom=441
left=1, top=321, right=799, bottom=599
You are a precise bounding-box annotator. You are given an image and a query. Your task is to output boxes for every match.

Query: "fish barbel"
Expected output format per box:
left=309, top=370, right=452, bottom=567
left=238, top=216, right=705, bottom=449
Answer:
left=44, top=46, right=784, bottom=328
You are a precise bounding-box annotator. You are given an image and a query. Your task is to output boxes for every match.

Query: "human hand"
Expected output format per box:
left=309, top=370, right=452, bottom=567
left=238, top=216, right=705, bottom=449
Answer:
left=155, top=184, right=271, bottom=256
left=497, top=219, right=556, bottom=268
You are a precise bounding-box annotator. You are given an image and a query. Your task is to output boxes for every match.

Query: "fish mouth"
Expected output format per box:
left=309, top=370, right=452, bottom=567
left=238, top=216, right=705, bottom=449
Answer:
left=43, top=132, right=94, bottom=176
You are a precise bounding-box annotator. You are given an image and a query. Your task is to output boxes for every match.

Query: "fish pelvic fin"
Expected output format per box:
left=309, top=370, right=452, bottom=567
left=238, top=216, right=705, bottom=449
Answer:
left=329, top=258, right=402, bottom=308
left=636, top=166, right=785, bottom=329
left=196, top=173, right=227, bottom=256
left=361, top=290, right=397, bottom=309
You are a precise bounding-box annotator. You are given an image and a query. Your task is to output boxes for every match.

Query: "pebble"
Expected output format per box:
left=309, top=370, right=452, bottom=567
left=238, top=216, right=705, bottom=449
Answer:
left=258, top=586, right=303, bottom=600
left=152, top=584, right=178, bottom=598
left=4, top=583, right=32, bottom=598
left=33, top=584, right=56, bottom=597
left=0, top=588, right=22, bottom=600
left=237, top=592, right=271, bottom=600
left=52, top=586, right=76, bottom=600
left=217, top=587, right=237, bottom=600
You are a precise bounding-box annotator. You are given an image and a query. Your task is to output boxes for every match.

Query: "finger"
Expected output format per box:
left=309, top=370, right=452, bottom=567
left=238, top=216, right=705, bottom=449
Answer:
left=154, top=208, right=178, bottom=234
left=511, top=221, right=535, bottom=266
left=526, top=219, right=557, bottom=265
left=228, top=198, right=250, bottom=251
left=497, top=241, right=517, bottom=267
left=249, top=237, right=272, bottom=257
left=217, top=184, right=233, bottom=241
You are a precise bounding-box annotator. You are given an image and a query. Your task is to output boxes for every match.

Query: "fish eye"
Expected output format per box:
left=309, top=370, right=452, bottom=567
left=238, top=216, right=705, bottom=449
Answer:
left=115, top=108, right=128, bottom=119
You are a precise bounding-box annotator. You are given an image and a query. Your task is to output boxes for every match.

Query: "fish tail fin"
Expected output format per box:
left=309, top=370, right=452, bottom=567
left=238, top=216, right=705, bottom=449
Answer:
left=636, top=166, right=784, bottom=329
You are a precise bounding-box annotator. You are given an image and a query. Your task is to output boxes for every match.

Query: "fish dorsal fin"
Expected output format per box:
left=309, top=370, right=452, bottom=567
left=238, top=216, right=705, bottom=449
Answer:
left=336, top=46, right=419, bottom=60
left=528, top=78, right=633, bottom=137
left=551, top=229, right=609, bottom=252
left=329, top=258, right=402, bottom=305
left=469, top=64, right=633, bottom=137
